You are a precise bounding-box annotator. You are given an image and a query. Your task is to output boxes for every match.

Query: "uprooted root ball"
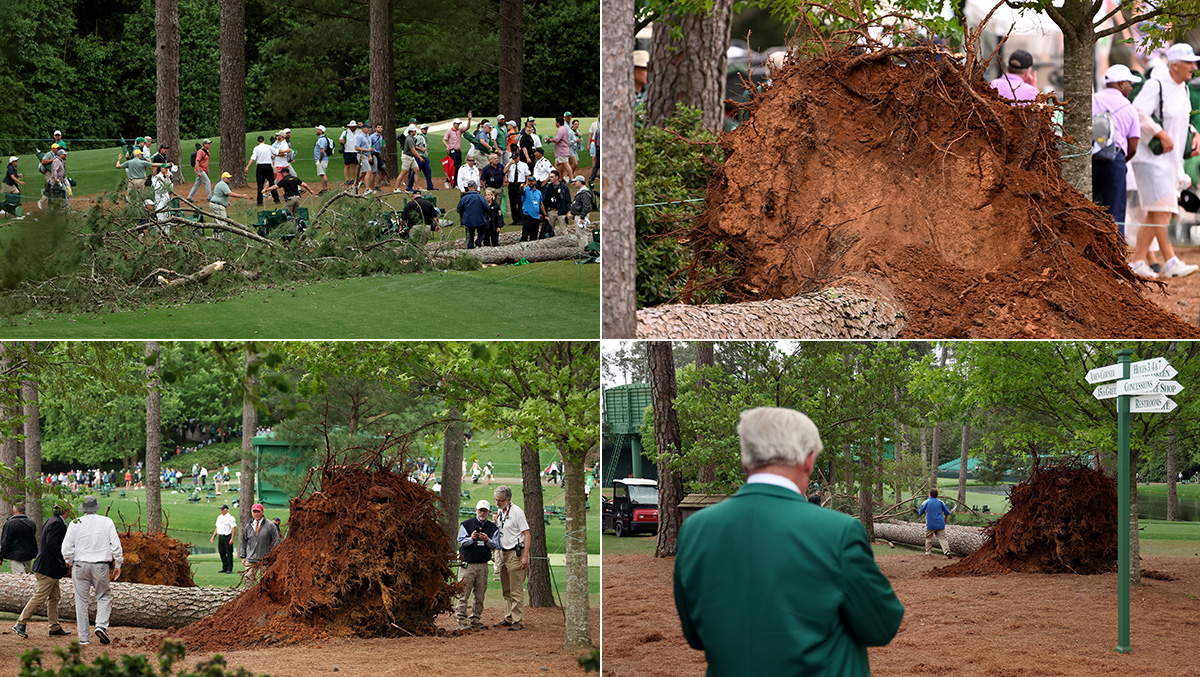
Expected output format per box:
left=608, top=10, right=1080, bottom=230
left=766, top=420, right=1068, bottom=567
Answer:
left=178, top=467, right=457, bottom=650
left=119, top=530, right=197, bottom=587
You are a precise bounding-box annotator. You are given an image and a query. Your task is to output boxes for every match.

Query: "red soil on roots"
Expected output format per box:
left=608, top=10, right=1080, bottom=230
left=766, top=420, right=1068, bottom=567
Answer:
left=928, top=464, right=1118, bottom=578
left=119, top=530, right=196, bottom=587
left=687, top=46, right=1200, bottom=338
left=177, top=467, right=458, bottom=651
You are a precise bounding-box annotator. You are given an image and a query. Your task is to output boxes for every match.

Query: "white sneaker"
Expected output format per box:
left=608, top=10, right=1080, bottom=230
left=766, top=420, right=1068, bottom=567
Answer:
left=1162, top=257, right=1199, bottom=278
left=1130, top=261, right=1158, bottom=279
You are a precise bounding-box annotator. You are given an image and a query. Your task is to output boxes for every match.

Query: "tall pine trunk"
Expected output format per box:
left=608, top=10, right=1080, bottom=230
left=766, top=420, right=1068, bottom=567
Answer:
left=498, top=0, right=523, bottom=120
left=145, top=342, right=163, bottom=534
left=0, top=342, right=19, bottom=515
left=958, top=420, right=970, bottom=505
left=155, top=0, right=181, bottom=181
left=520, top=440, right=553, bottom=607
left=21, top=348, right=42, bottom=538
left=238, top=348, right=258, bottom=535
left=219, top=0, right=247, bottom=187
left=694, top=342, right=716, bottom=484
left=562, top=445, right=590, bottom=648
left=440, top=407, right=464, bottom=549
left=600, top=0, right=634, bottom=337
left=644, top=0, right=733, bottom=130
left=648, top=341, right=683, bottom=557
left=1057, top=4, right=1095, bottom=196
left=368, top=0, right=396, bottom=186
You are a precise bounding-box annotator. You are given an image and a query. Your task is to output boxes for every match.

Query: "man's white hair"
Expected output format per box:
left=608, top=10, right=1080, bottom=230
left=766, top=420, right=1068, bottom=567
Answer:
left=737, top=407, right=823, bottom=471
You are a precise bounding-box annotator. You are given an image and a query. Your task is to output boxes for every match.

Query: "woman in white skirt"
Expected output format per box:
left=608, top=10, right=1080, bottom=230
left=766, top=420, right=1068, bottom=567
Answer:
left=1127, top=43, right=1200, bottom=279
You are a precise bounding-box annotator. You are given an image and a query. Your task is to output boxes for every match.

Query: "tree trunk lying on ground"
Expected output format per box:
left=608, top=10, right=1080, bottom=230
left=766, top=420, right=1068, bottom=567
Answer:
left=429, top=231, right=592, bottom=265
left=0, top=573, right=239, bottom=629
left=636, top=275, right=905, bottom=339
left=872, top=521, right=986, bottom=556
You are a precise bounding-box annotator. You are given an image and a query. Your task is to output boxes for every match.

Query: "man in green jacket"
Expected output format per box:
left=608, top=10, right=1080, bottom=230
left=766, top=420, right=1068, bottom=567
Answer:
left=674, top=407, right=905, bottom=676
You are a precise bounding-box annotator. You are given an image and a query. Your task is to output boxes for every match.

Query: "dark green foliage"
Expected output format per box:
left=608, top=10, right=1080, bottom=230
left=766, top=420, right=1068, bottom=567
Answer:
left=634, top=104, right=731, bottom=306
left=0, top=0, right=598, bottom=156
left=19, top=639, right=267, bottom=676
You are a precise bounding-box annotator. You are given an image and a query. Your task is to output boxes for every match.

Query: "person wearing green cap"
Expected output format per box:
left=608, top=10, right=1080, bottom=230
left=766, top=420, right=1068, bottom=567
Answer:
left=116, top=148, right=153, bottom=197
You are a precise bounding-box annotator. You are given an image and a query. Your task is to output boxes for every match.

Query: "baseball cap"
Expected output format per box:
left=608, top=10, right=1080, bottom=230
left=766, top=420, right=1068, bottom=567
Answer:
left=57, top=149, right=66, bottom=156
left=282, top=128, right=291, bottom=134
left=467, top=179, right=478, bottom=187
left=573, top=175, right=586, bottom=183
left=221, top=504, right=229, bottom=509
left=202, top=138, right=212, bottom=144
left=408, top=117, right=417, bottom=124
left=407, top=124, right=417, bottom=133
left=475, top=499, right=491, bottom=512
left=1104, top=64, right=1141, bottom=84
left=527, top=115, right=536, bottom=122
left=633, top=50, right=650, bottom=68
left=276, top=130, right=285, bottom=137
left=563, top=111, right=573, bottom=117
left=133, top=149, right=143, bottom=155
left=497, top=114, right=505, bottom=120
left=220, top=172, right=232, bottom=179
left=7, top=156, right=17, bottom=163
left=50, top=143, right=59, bottom=150
left=507, top=121, right=516, bottom=128
left=136, top=136, right=145, bottom=143
left=453, top=118, right=462, bottom=125
left=348, top=120, right=358, bottom=127
left=482, top=121, right=491, bottom=128
left=1166, top=43, right=1200, bottom=63
left=1007, top=49, right=1033, bottom=70
left=251, top=503, right=264, bottom=512
left=53, top=130, right=62, bottom=136
left=315, top=125, right=326, bottom=132
left=420, top=123, right=429, bottom=129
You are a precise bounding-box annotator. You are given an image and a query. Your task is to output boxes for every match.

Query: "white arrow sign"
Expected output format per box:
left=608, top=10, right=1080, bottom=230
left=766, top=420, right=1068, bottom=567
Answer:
left=1154, top=365, right=1179, bottom=380
left=1150, top=380, right=1185, bottom=396
left=1130, top=357, right=1171, bottom=378
left=1130, top=394, right=1177, bottom=413
left=1086, top=364, right=1123, bottom=384
left=1093, top=383, right=1120, bottom=400
left=1118, top=377, right=1162, bottom=395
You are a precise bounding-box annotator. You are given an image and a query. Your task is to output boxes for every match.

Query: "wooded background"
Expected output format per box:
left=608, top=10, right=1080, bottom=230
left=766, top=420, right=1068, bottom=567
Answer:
left=0, top=0, right=599, bottom=155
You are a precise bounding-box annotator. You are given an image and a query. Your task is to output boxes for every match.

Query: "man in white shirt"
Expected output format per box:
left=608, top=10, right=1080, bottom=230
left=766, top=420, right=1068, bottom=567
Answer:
left=271, top=131, right=291, bottom=184
left=244, top=135, right=279, bottom=206
left=61, top=496, right=123, bottom=646
left=531, top=148, right=553, bottom=186
left=505, top=157, right=530, bottom=224
left=209, top=504, right=237, bottom=574
left=492, top=485, right=530, bottom=631
left=456, top=155, right=481, bottom=194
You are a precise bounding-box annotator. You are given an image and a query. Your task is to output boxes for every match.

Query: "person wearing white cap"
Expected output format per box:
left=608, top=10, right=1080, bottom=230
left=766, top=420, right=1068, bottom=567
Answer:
left=570, top=175, right=593, bottom=227
left=1092, top=64, right=1141, bottom=237
left=398, top=123, right=420, bottom=193
left=411, top=123, right=434, bottom=192
left=1127, top=43, right=1200, bottom=279
left=353, top=121, right=374, bottom=193
left=3, top=156, right=24, bottom=195
left=455, top=499, right=499, bottom=630
left=442, top=111, right=473, bottom=174
left=271, top=130, right=292, bottom=185
left=634, top=50, right=649, bottom=99
left=340, top=120, right=360, bottom=186
left=313, top=125, right=334, bottom=193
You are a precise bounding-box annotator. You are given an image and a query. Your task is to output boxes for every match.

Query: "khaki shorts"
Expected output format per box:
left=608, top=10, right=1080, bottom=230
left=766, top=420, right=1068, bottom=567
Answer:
left=315, top=159, right=328, bottom=176
left=556, top=156, right=572, bottom=166
left=209, top=203, right=227, bottom=219
left=401, top=154, right=418, bottom=171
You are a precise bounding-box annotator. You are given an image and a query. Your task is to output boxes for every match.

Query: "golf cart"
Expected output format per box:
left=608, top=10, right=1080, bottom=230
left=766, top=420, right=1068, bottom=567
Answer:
left=602, top=478, right=659, bottom=537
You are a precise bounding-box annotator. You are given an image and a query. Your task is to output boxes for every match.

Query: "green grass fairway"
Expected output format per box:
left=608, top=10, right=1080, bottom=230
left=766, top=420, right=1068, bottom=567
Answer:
left=0, top=260, right=599, bottom=338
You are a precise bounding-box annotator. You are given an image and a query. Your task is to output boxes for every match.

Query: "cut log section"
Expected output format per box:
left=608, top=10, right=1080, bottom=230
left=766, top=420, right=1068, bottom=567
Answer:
left=429, top=231, right=591, bottom=265
left=0, top=573, right=239, bottom=629
left=636, top=274, right=906, bottom=339
left=872, top=521, right=986, bottom=556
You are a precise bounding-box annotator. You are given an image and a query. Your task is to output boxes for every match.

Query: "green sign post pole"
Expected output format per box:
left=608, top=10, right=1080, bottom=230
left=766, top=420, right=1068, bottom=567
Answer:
left=1116, top=349, right=1132, bottom=654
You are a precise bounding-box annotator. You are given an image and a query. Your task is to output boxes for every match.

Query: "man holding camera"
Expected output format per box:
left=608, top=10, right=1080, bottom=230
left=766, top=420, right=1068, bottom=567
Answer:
left=456, top=499, right=499, bottom=630
left=492, top=485, right=530, bottom=631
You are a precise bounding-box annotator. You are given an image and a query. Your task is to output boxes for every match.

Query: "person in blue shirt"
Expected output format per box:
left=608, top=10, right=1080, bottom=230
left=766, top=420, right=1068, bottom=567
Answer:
left=917, top=488, right=953, bottom=558
left=519, top=176, right=545, bottom=242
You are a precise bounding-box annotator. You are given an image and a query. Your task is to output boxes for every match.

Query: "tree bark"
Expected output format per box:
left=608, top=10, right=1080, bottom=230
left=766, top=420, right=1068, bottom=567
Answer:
left=600, top=0, right=634, bottom=338
left=645, top=0, right=734, bottom=130
left=440, top=407, right=464, bottom=549
left=21, top=352, right=42, bottom=537
left=519, top=440, right=553, bottom=607
left=635, top=279, right=906, bottom=338
left=155, top=0, right=181, bottom=182
left=0, top=342, right=20, bottom=515
left=648, top=341, right=683, bottom=557
left=931, top=422, right=942, bottom=488
left=694, top=342, right=716, bottom=485
left=1167, top=425, right=1178, bottom=521
left=368, top=0, right=397, bottom=188
left=842, top=442, right=853, bottom=497
left=859, top=478, right=875, bottom=540
left=958, top=420, right=971, bottom=506
left=872, top=521, right=986, bottom=555
left=561, top=444, right=590, bottom=649
left=239, top=348, right=258, bottom=535
left=1056, top=1, right=1096, bottom=197
left=431, top=233, right=590, bottom=265
left=0, top=573, right=238, bottom=629
left=146, top=342, right=163, bottom=534
left=219, top=0, right=247, bottom=188
left=498, top=0, right=523, bottom=121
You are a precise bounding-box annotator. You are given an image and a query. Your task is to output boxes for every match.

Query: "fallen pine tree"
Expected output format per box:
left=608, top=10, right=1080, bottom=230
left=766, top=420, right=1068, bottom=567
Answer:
left=429, top=231, right=592, bottom=265
left=872, top=521, right=986, bottom=556
left=0, top=574, right=238, bottom=629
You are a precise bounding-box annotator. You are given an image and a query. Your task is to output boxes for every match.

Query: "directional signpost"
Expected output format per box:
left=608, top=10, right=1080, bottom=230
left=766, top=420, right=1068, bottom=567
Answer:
left=1087, top=351, right=1183, bottom=655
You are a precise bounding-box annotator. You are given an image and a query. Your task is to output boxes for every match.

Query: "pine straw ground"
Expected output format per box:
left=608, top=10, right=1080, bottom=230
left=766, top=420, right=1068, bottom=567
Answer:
left=684, top=40, right=1200, bottom=338
left=174, top=467, right=457, bottom=651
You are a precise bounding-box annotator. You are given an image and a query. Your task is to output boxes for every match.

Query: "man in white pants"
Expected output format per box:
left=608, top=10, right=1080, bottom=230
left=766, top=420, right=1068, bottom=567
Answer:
left=61, top=496, right=123, bottom=645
